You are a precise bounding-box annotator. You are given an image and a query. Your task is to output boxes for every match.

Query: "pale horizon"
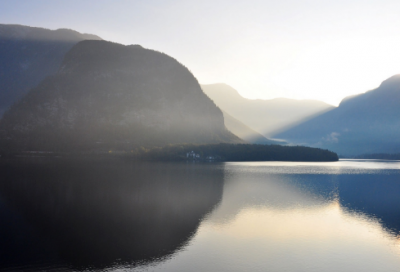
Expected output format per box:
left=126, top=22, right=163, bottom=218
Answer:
left=2, top=0, right=400, bottom=106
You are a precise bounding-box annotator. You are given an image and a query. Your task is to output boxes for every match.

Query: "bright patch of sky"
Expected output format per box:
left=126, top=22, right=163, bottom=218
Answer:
left=2, top=0, right=400, bottom=105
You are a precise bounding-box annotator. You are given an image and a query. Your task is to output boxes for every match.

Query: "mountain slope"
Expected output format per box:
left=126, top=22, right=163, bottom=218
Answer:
left=201, top=83, right=334, bottom=137
left=222, top=110, right=281, bottom=144
left=275, top=75, right=400, bottom=156
left=0, top=24, right=101, bottom=116
left=0, top=40, right=240, bottom=152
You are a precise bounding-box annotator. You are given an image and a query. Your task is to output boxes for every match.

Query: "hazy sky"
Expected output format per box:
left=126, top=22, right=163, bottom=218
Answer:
left=2, top=0, right=400, bottom=105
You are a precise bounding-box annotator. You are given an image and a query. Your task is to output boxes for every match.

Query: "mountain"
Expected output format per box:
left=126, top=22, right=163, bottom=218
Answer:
left=275, top=75, right=400, bottom=156
left=201, top=83, right=334, bottom=137
left=0, top=40, right=240, bottom=152
left=0, top=24, right=101, bottom=117
left=221, top=110, right=281, bottom=144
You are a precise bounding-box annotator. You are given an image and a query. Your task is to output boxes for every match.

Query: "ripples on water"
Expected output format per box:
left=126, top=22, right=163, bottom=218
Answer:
left=0, top=159, right=400, bottom=272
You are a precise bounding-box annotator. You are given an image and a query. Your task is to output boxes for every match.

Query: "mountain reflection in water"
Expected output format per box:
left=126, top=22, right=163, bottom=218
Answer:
left=0, top=159, right=224, bottom=271
left=132, top=160, right=400, bottom=272
left=1, top=159, right=400, bottom=272
left=210, top=163, right=400, bottom=237
left=338, top=174, right=400, bottom=235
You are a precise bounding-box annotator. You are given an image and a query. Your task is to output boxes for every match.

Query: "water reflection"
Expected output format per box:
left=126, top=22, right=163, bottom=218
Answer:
left=213, top=160, right=400, bottom=235
left=129, top=160, right=400, bottom=272
left=1, top=159, right=400, bottom=272
left=0, top=159, right=224, bottom=271
left=338, top=174, right=400, bottom=235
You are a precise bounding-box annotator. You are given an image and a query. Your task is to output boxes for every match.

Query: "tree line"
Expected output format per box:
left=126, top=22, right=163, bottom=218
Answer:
left=130, top=143, right=339, bottom=162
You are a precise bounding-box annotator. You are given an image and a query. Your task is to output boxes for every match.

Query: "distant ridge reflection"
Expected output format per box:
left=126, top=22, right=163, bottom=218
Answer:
left=0, top=159, right=224, bottom=271
left=337, top=174, right=400, bottom=235
left=214, top=163, right=400, bottom=238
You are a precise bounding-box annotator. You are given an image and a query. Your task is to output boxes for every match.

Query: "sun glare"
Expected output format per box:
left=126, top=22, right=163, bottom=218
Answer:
left=271, top=37, right=400, bottom=105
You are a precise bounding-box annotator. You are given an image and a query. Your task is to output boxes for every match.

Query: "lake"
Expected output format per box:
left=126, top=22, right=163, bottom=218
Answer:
left=0, top=158, right=400, bottom=271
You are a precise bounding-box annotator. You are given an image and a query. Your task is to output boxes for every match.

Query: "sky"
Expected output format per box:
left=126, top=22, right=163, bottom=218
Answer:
left=2, top=0, right=400, bottom=106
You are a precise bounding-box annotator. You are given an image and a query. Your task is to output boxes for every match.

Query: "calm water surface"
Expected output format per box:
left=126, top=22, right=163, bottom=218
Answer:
left=0, top=159, right=400, bottom=271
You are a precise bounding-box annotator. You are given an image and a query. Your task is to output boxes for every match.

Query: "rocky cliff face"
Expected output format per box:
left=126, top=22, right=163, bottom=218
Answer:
left=0, top=40, right=240, bottom=152
left=0, top=24, right=101, bottom=116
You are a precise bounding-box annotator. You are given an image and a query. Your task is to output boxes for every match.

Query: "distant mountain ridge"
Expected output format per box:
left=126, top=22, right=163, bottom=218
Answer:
left=201, top=83, right=334, bottom=137
left=0, top=24, right=101, bottom=116
left=275, top=75, right=400, bottom=156
left=0, top=40, right=240, bottom=152
left=221, top=110, right=281, bottom=144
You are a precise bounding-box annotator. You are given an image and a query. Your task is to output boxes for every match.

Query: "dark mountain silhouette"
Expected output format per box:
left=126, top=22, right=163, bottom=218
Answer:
left=201, top=83, right=334, bottom=137
left=0, top=40, right=240, bottom=152
left=0, top=24, right=101, bottom=117
left=275, top=75, right=400, bottom=156
left=221, top=110, right=281, bottom=144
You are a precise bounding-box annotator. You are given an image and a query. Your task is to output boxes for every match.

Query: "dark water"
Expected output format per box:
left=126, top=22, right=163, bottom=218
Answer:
left=0, top=159, right=400, bottom=271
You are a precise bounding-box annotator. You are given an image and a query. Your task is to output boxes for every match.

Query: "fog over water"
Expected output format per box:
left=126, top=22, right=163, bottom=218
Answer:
left=1, top=159, right=400, bottom=271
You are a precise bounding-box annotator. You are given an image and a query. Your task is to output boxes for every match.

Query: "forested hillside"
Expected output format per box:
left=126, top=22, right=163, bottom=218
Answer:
left=0, top=40, right=240, bottom=152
